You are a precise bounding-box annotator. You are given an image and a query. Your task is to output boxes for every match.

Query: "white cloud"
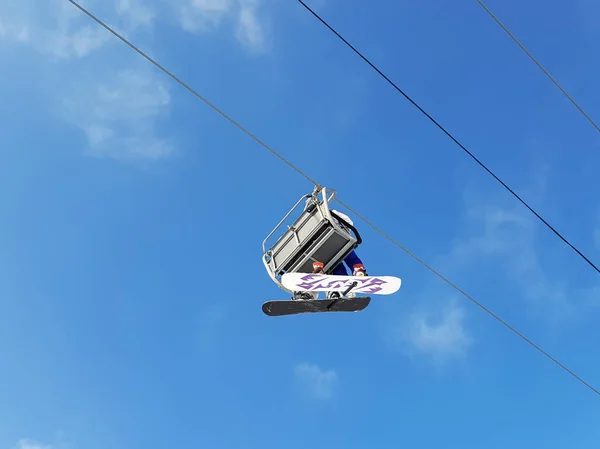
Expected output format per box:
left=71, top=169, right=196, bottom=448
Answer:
left=180, top=0, right=232, bottom=32
left=236, top=1, right=265, bottom=50
left=0, top=0, right=113, bottom=59
left=1, top=0, right=171, bottom=162
left=294, top=362, right=337, bottom=400
left=431, top=175, right=600, bottom=326
left=2, top=0, right=267, bottom=58
left=387, top=297, right=472, bottom=365
left=0, top=0, right=156, bottom=59
left=1, top=0, right=268, bottom=163
left=13, top=439, right=52, bottom=449
left=180, top=0, right=267, bottom=51
left=404, top=299, right=472, bottom=363
left=446, top=200, right=575, bottom=322
left=63, top=67, right=174, bottom=162
left=383, top=181, right=564, bottom=363
left=0, top=21, right=30, bottom=43
left=116, top=0, right=156, bottom=28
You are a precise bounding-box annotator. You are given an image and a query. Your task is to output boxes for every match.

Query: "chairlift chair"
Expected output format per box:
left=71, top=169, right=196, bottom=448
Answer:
left=262, top=186, right=362, bottom=294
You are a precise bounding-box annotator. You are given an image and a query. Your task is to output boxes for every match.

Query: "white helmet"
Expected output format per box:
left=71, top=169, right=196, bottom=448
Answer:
left=330, top=209, right=353, bottom=226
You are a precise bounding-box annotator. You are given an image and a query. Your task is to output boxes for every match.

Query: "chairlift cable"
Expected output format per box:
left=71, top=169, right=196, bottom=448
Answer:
left=475, top=0, right=600, bottom=133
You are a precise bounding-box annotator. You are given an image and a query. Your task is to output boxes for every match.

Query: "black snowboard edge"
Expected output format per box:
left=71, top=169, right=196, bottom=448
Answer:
left=262, top=296, right=371, bottom=317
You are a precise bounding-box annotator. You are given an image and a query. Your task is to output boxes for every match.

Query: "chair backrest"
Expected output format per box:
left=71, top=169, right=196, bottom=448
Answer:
left=262, top=187, right=360, bottom=292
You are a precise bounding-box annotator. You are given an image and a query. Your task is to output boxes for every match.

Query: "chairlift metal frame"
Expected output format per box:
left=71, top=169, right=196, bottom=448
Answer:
left=262, top=186, right=362, bottom=294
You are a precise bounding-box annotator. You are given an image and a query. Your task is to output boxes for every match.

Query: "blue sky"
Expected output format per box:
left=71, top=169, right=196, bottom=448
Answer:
left=1, top=0, right=600, bottom=448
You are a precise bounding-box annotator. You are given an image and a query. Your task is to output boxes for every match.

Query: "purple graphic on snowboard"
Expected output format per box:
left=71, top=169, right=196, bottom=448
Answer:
left=296, top=274, right=387, bottom=294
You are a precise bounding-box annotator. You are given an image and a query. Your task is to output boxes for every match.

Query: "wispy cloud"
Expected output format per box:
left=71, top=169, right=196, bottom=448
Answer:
left=0, top=0, right=114, bottom=59
left=2, top=0, right=269, bottom=58
left=179, top=0, right=232, bottom=32
left=1, top=0, right=169, bottom=162
left=237, top=2, right=264, bottom=51
left=426, top=174, right=600, bottom=329
left=62, top=67, right=174, bottom=162
left=13, top=439, right=52, bottom=449
left=180, top=0, right=267, bottom=51
left=404, top=299, right=472, bottom=364
left=445, top=197, right=576, bottom=322
left=2, top=0, right=269, bottom=163
left=383, top=172, right=594, bottom=363
left=386, top=295, right=472, bottom=366
left=293, top=362, right=337, bottom=400
left=116, top=0, right=156, bottom=28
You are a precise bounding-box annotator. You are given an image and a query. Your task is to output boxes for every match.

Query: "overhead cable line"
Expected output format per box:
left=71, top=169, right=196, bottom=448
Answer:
left=296, top=0, right=600, bottom=277
left=67, top=0, right=600, bottom=397
left=476, top=0, right=600, bottom=134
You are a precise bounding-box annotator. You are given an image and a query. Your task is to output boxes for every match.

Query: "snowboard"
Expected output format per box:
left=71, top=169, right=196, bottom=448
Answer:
left=262, top=296, right=371, bottom=317
left=281, top=272, right=401, bottom=295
